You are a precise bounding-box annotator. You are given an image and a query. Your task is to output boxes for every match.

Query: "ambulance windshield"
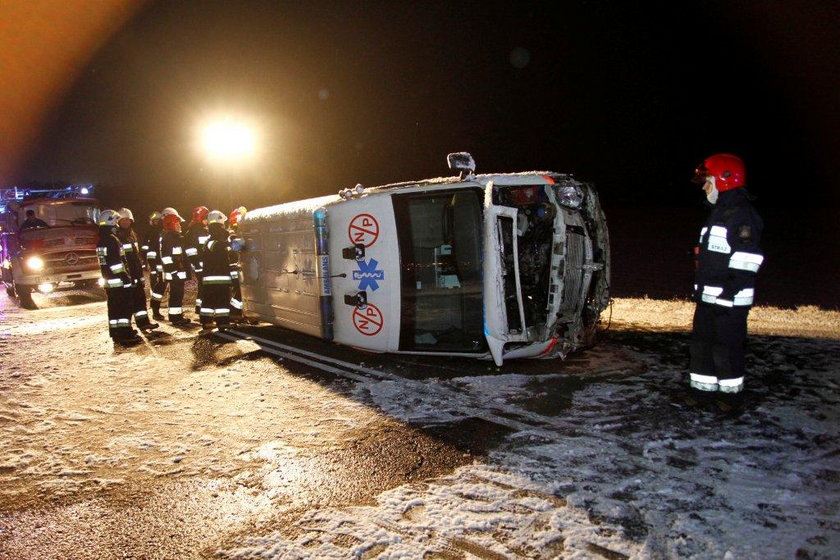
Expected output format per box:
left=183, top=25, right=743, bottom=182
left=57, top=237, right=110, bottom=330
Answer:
left=393, top=188, right=486, bottom=353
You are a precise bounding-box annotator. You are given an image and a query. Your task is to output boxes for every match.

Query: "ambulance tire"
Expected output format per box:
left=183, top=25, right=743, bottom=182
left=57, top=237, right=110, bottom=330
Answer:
left=5, top=284, right=13, bottom=298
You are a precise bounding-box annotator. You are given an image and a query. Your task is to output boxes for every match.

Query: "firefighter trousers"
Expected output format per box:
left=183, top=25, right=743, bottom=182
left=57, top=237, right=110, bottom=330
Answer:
left=131, top=281, right=153, bottom=328
left=689, top=303, right=749, bottom=383
left=166, top=277, right=186, bottom=320
left=150, top=272, right=167, bottom=318
left=106, top=285, right=135, bottom=340
left=150, top=274, right=186, bottom=320
left=200, top=283, right=231, bottom=328
left=194, top=270, right=204, bottom=315
left=230, top=272, right=243, bottom=321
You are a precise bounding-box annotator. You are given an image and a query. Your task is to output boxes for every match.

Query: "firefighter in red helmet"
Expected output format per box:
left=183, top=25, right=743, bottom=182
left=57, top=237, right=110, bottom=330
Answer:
left=228, top=206, right=247, bottom=322
left=184, top=205, right=210, bottom=315
left=228, top=206, right=246, bottom=232
left=154, top=207, right=192, bottom=325
left=142, top=211, right=163, bottom=291
left=689, top=154, right=764, bottom=406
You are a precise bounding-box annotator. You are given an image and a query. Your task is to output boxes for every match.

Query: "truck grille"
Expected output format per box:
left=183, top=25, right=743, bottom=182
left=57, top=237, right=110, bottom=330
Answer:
left=43, top=250, right=99, bottom=272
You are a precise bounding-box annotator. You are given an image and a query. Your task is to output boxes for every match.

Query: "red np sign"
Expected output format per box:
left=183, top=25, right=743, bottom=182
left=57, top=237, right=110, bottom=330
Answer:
left=352, top=303, right=383, bottom=336
left=348, top=214, right=379, bottom=248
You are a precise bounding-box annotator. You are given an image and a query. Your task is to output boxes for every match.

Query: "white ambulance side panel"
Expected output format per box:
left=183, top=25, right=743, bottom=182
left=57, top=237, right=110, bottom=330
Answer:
left=326, top=194, right=401, bottom=352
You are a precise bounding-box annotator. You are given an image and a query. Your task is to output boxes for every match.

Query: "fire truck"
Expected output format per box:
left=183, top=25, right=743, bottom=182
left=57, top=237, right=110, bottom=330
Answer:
left=0, top=185, right=103, bottom=309
left=239, top=153, right=610, bottom=365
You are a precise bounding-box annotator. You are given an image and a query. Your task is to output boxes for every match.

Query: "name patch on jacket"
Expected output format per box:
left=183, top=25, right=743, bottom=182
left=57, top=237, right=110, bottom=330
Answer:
left=707, top=226, right=731, bottom=254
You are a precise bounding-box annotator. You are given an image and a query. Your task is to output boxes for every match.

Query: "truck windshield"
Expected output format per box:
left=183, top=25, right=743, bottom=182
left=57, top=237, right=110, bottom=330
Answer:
left=393, top=188, right=486, bottom=353
left=22, top=201, right=98, bottom=227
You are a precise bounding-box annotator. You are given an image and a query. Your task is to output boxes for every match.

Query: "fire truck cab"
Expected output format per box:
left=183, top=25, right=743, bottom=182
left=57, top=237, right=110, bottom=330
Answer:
left=239, top=153, right=610, bottom=365
left=1, top=185, right=102, bottom=308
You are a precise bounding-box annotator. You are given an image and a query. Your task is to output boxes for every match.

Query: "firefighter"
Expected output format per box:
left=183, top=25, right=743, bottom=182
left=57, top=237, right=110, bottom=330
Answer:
left=116, top=208, right=158, bottom=332
left=689, top=154, right=764, bottom=402
left=227, top=206, right=247, bottom=322
left=96, top=209, right=142, bottom=346
left=157, top=207, right=192, bottom=325
left=198, top=210, right=234, bottom=334
left=184, top=206, right=210, bottom=315
left=142, top=210, right=163, bottom=296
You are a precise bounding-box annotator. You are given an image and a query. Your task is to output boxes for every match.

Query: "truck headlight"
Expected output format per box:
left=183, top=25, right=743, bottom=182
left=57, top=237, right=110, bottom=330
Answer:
left=555, top=183, right=583, bottom=209
left=25, top=255, right=45, bottom=272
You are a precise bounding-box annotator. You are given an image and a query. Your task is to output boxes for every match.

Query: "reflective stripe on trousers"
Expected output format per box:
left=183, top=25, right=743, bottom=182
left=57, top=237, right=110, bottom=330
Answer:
left=689, top=373, right=744, bottom=393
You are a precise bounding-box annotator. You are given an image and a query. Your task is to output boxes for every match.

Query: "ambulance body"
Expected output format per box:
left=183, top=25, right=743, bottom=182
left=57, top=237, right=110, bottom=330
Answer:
left=239, top=154, right=609, bottom=365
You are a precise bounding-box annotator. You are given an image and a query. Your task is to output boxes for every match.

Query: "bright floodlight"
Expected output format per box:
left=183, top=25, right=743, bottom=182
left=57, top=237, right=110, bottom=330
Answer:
left=201, top=119, right=256, bottom=161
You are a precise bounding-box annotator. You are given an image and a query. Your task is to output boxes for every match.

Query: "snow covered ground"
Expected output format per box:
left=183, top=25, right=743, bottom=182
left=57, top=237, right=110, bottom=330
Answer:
left=218, top=302, right=840, bottom=560
left=1, top=293, right=838, bottom=559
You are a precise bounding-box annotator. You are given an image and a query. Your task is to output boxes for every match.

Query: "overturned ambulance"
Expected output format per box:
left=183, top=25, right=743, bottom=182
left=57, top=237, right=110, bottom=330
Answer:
left=239, top=153, right=610, bottom=365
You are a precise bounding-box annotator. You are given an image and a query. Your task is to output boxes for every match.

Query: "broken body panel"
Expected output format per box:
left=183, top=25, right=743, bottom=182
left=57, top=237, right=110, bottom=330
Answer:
left=240, top=169, right=609, bottom=365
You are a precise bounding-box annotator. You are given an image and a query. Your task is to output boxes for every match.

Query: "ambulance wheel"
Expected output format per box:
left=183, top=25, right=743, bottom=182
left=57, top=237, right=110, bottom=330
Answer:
left=5, top=285, right=13, bottom=298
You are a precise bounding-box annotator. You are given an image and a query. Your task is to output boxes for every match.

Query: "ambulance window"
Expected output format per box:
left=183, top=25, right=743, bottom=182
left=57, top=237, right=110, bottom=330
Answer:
left=393, top=188, right=486, bottom=353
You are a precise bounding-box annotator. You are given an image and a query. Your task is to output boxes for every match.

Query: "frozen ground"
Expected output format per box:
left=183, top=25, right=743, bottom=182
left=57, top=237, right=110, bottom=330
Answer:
left=1, top=291, right=838, bottom=559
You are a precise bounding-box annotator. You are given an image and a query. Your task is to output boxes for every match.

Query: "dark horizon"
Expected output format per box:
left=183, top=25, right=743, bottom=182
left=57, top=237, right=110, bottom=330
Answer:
left=11, top=0, right=839, bottom=214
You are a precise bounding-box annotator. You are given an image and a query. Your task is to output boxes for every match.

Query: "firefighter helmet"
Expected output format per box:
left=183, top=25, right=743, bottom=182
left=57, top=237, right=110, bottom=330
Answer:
left=116, top=207, right=134, bottom=222
left=207, top=210, right=227, bottom=225
left=693, top=154, right=746, bottom=191
left=161, top=207, right=185, bottom=221
left=149, top=210, right=162, bottom=225
left=98, top=209, right=120, bottom=227
left=229, top=206, right=247, bottom=228
left=162, top=213, right=182, bottom=231
left=192, top=205, right=209, bottom=223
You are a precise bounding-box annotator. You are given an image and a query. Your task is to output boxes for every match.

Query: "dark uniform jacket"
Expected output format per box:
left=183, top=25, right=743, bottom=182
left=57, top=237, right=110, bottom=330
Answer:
left=160, top=230, right=188, bottom=281
left=202, top=230, right=233, bottom=285
left=142, top=224, right=162, bottom=269
left=96, top=226, right=132, bottom=288
left=184, top=222, right=210, bottom=274
left=116, top=227, right=144, bottom=285
left=693, top=188, right=764, bottom=308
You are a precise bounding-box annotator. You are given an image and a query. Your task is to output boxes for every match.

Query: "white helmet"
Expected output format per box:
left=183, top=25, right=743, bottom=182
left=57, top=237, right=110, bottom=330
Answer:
left=98, top=209, right=120, bottom=227
left=207, top=210, right=227, bottom=225
left=161, top=207, right=185, bottom=221
left=116, top=207, right=134, bottom=222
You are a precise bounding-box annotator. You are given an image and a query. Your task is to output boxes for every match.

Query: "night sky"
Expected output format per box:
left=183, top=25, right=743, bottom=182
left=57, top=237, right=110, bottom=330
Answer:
left=14, top=0, right=840, bottom=215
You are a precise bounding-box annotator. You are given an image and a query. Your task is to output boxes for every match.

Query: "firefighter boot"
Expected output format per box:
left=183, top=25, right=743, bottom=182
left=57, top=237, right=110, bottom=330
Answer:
left=198, top=317, right=215, bottom=336
left=150, top=300, right=165, bottom=321
left=113, top=328, right=143, bottom=347
left=170, top=314, right=192, bottom=326
left=135, top=311, right=159, bottom=332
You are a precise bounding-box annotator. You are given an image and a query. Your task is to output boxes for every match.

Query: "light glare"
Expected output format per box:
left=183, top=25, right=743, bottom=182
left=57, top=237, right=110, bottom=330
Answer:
left=201, top=119, right=256, bottom=161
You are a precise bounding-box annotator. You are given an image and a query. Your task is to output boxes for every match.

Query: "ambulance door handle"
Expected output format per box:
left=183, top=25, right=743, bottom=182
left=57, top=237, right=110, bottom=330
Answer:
left=342, top=244, right=365, bottom=260
left=343, top=290, right=367, bottom=308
